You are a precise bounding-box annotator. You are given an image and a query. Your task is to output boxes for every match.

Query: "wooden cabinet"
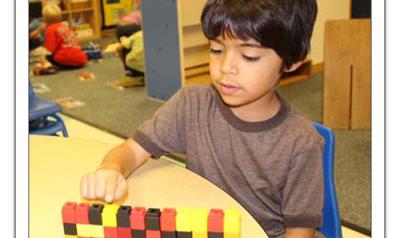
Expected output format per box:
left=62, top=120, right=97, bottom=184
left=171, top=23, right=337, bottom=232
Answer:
left=59, top=0, right=101, bottom=41
left=177, top=0, right=210, bottom=84
left=323, top=19, right=371, bottom=129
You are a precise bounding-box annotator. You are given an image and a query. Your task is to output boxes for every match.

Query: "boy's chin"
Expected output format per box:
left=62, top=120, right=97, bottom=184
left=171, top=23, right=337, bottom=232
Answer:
left=218, top=93, right=246, bottom=108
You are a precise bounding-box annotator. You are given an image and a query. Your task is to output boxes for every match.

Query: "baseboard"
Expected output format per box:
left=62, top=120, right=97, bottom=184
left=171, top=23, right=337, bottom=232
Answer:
left=311, top=62, right=324, bottom=75
left=341, top=219, right=371, bottom=236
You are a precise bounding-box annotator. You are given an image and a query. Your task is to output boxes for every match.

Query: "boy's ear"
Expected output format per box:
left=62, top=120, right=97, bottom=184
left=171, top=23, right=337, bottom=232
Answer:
left=283, top=61, right=303, bottom=73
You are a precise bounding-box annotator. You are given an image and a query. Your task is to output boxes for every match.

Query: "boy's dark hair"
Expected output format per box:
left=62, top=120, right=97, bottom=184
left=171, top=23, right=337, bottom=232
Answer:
left=201, top=0, right=318, bottom=68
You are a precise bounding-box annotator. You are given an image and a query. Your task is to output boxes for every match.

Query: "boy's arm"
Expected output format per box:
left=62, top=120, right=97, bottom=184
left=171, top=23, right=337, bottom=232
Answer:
left=99, top=138, right=150, bottom=177
left=284, top=227, right=316, bottom=238
left=80, top=138, right=151, bottom=203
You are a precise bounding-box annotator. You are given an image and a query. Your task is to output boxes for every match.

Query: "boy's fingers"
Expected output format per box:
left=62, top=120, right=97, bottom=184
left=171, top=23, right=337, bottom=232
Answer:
left=104, top=175, right=117, bottom=203
left=80, top=175, right=88, bottom=198
left=95, top=173, right=106, bottom=200
left=114, top=178, right=128, bottom=201
left=88, top=173, right=96, bottom=199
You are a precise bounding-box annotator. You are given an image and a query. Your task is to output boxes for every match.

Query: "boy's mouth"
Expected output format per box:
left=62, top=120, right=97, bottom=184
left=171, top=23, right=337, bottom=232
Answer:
left=218, top=82, right=240, bottom=95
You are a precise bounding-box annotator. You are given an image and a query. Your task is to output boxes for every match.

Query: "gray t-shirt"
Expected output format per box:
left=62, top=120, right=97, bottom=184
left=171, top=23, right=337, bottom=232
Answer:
left=132, top=85, right=324, bottom=238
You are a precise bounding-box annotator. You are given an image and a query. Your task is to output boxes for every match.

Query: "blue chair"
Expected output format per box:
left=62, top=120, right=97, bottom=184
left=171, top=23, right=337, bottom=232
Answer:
left=29, top=81, right=68, bottom=137
left=314, top=122, right=342, bottom=238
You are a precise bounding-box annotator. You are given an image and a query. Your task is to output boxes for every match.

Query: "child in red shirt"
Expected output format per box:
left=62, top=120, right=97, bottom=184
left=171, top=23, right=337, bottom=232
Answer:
left=42, top=4, right=88, bottom=68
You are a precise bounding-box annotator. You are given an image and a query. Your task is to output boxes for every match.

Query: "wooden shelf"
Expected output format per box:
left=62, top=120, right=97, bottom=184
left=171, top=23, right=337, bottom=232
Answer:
left=77, top=34, right=98, bottom=41
left=70, top=7, right=94, bottom=13
left=60, top=0, right=101, bottom=41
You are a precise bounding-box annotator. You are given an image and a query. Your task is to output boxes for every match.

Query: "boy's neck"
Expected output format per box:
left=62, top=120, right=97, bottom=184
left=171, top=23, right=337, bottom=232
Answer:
left=230, top=90, right=281, bottom=122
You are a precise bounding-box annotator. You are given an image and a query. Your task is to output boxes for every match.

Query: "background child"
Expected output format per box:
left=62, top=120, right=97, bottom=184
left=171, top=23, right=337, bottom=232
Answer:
left=42, top=4, right=88, bottom=68
left=29, top=5, right=57, bottom=75
left=113, top=30, right=145, bottom=88
left=80, top=0, right=323, bottom=237
left=112, top=0, right=145, bottom=88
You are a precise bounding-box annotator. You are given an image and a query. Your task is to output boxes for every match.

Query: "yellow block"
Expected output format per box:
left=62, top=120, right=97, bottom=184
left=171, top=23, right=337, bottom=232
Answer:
left=176, top=208, right=192, bottom=232
left=102, top=204, right=119, bottom=227
left=64, top=235, right=77, bottom=238
left=193, top=231, right=207, bottom=238
left=191, top=208, right=208, bottom=237
left=76, top=224, right=104, bottom=237
left=224, top=209, right=241, bottom=238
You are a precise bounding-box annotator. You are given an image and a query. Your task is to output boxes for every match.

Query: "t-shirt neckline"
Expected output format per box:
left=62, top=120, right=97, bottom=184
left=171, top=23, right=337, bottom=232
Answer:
left=213, top=86, right=289, bottom=132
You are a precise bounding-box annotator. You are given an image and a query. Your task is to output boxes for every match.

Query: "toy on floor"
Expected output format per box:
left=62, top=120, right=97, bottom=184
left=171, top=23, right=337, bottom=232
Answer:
left=62, top=201, right=241, bottom=238
left=83, top=42, right=102, bottom=60
left=33, top=58, right=57, bottom=75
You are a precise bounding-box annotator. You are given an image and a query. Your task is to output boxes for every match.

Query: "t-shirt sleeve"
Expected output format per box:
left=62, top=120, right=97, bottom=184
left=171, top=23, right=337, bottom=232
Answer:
left=131, top=89, right=187, bottom=158
left=281, top=143, right=324, bottom=228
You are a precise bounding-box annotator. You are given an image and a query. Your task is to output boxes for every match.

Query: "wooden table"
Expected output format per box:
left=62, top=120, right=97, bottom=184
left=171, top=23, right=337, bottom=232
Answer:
left=29, top=135, right=268, bottom=237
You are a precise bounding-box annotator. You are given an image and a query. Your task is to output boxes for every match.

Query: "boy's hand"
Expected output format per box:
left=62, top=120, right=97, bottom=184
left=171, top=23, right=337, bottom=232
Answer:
left=80, top=167, right=128, bottom=203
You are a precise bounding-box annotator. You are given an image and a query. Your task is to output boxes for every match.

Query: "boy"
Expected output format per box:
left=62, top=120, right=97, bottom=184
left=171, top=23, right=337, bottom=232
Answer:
left=80, top=0, right=323, bottom=237
left=42, top=4, right=88, bottom=68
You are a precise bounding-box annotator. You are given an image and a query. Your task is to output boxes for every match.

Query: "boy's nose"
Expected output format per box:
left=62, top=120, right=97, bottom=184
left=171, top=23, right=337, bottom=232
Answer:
left=220, top=53, right=238, bottom=75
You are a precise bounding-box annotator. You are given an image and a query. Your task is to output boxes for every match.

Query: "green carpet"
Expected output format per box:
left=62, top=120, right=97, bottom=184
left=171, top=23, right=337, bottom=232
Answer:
left=30, top=57, right=371, bottom=234
left=30, top=57, right=163, bottom=138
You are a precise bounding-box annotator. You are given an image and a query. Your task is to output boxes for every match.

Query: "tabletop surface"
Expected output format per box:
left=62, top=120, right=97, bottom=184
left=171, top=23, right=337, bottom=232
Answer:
left=29, top=135, right=268, bottom=237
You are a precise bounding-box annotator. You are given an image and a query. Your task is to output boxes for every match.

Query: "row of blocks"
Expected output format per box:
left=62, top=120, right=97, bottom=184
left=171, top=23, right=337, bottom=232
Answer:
left=62, top=201, right=241, bottom=238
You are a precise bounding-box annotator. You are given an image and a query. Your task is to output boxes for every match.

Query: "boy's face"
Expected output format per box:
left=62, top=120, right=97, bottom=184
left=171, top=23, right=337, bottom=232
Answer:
left=209, top=36, right=284, bottom=108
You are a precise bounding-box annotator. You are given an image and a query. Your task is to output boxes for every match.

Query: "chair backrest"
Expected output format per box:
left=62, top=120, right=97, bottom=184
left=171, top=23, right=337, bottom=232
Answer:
left=314, top=122, right=342, bottom=238
left=29, top=80, right=36, bottom=104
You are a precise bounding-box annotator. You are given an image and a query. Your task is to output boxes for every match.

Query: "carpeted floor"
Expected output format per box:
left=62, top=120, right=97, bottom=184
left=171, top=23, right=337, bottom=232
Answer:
left=30, top=54, right=371, bottom=234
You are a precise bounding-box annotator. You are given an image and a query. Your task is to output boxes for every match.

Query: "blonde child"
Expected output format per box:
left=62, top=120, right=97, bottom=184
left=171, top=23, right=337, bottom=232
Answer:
left=42, top=4, right=88, bottom=68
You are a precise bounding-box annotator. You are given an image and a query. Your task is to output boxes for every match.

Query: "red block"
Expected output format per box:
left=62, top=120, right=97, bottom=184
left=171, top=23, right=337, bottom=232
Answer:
left=62, top=202, right=77, bottom=223
left=117, top=227, right=132, bottom=238
left=104, top=227, right=118, bottom=238
left=130, top=207, right=146, bottom=230
left=75, top=203, right=90, bottom=224
left=146, top=230, right=161, bottom=238
left=208, top=209, right=224, bottom=232
left=160, top=208, right=176, bottom=232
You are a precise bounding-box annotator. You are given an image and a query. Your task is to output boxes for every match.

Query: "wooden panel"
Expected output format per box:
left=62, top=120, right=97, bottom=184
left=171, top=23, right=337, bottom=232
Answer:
left=185, top=64, right=209, bottom=78
left=350, top=20, right=371, bottom=129
left=323, top=19, right=370, bottom=129
left=323, top=21, right=352, bottom=129
left=179, top=0, right=207, bottom=27
left=185, top=73, right=212, bottom=86
left=182, top=25, right=208, bottom=49
left=183, top=45, right=210, bottom=69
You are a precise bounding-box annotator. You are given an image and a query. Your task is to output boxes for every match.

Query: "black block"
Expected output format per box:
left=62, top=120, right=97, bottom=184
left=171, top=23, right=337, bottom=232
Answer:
left=208, top=232, right=223, bottom=238
left=117, top=205, right=132, bottom=227
left=145, top=208, right=161, bottom=230
left=132, top=229, right=146, bottom=238
left=63, top=223, right=77, bottom=235
left=176, top=231, right=192, bottom=238
left=162, top=231, right=177, bottom=238
left=89, top=203, right=104, bottom=225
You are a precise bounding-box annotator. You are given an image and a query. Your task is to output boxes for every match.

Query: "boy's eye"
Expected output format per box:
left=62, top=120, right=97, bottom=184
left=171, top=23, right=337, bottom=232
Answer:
left=210, top=48, right=223, bottom=54
left=242, top=55, right=260, bottom=62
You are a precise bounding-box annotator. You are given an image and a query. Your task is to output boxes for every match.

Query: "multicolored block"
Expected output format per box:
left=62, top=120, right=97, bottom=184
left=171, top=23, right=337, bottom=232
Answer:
left=61, top=201, right=241, bottom=238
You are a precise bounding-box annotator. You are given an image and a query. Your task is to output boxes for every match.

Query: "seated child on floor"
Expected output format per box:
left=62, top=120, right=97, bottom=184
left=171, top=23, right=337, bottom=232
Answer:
left=112, top=0, right=145, bottom=88
left=42, top=4, right=88, bottom=68
left=112, top=30, right=145, bottom=88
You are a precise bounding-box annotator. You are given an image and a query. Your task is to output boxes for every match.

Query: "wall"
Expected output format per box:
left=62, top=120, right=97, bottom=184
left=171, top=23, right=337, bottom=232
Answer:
left=309, top=0, right=351, bottom=64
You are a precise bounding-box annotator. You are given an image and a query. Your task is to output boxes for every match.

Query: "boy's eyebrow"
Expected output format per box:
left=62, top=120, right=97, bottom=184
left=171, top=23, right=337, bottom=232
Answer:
left=239, top=43, right=264, bottom=49
left=209, top=39, right=263, bottom=49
